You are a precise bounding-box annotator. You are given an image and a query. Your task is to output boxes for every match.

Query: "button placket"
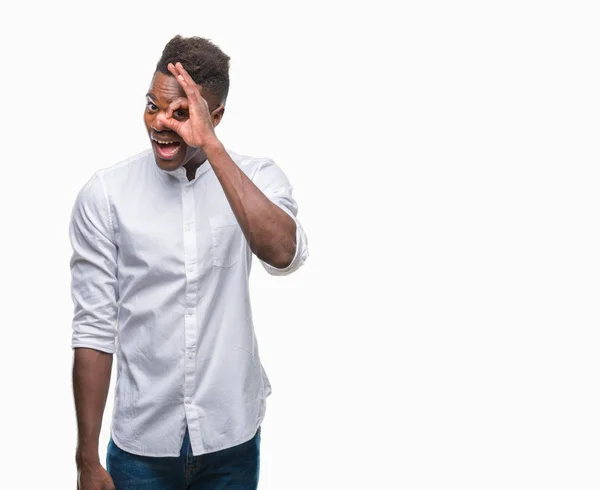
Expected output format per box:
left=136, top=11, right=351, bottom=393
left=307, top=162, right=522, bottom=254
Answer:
left=181, top=183, right=199, bottom=439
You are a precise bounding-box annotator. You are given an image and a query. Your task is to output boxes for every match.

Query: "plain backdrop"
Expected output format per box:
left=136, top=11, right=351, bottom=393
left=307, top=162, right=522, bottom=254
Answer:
left=1, top=1, right=599, bottom=488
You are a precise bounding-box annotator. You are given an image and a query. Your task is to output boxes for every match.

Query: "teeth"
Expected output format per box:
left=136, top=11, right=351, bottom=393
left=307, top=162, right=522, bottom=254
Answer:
left=152, top=137, right=178, bottom=145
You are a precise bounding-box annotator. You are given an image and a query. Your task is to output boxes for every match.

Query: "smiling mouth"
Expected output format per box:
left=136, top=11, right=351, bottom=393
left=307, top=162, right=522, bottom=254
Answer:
left=151, top=136, right=182, bottom=160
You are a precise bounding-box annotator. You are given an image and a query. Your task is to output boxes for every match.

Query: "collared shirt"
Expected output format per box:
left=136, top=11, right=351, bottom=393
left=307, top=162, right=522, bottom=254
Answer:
left=69, top=148, right=308, bottom=457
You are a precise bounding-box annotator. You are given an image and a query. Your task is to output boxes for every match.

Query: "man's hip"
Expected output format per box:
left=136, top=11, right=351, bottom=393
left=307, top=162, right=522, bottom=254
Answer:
left=106, top=425, right=261, bottom=489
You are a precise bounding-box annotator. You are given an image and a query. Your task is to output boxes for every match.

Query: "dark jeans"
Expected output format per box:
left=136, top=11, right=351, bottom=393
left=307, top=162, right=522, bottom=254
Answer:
left=106, top=426, right=261, bottom=489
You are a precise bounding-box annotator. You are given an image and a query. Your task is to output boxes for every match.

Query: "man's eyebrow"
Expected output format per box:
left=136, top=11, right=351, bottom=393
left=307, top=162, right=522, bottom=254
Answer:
left=145, top=92, right=182, bottom=104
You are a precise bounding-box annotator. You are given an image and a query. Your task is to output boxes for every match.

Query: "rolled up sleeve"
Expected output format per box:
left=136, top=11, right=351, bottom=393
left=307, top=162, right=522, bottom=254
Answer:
left=69, top=174, right=119, bottom=353
left=253, top=158, right=309, bottom=276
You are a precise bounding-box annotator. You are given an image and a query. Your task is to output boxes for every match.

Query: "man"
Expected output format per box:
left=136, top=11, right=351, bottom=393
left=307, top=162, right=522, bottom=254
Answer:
left=71, top=35, right=308, bottom=489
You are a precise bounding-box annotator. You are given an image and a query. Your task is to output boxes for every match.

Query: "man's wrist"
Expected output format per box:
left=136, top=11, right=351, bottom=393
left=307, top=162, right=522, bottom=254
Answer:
left=76, top=445, right=101, bottom=468
left=200, top=135, right=225, bottom=155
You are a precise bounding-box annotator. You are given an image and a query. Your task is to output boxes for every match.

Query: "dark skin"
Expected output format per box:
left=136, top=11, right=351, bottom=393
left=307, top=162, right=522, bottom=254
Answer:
left=74, top=349, right=114, bottom=490
left=74, top=63, right=298, bottom=489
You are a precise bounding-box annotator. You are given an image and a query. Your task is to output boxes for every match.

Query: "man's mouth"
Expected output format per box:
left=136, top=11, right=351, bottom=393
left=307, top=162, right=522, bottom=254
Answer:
left=151, top=135, right=182, bottom=160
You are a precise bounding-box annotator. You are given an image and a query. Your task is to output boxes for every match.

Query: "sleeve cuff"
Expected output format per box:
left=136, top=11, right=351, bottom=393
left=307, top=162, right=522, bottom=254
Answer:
left=71, top=341, right=116, bottom=354
left=260, top=205, right=308, bottom=276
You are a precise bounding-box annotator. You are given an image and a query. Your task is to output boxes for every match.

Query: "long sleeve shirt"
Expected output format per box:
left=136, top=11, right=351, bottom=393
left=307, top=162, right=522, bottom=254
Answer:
left=69, top=148, right=308, bottom=456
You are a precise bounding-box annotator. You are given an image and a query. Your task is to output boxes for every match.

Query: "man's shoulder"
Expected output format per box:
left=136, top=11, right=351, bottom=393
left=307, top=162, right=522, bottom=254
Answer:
left=225, top=148, right=276, bottom=177
left=74, top=149, right=152, bottom=203
left=94, top=148, right=154, bottom=182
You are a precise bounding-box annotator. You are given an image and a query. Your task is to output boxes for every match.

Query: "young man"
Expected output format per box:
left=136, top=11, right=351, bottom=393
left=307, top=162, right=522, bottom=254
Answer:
left=71, top=35, right=308, bottom=489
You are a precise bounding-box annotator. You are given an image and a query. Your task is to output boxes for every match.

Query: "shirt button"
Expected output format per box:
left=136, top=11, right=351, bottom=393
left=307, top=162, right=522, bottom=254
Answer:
left=185, top=397, right=191, bottom=403
left=188, top=353, right=193, bottom=359
left=187, top=309, right=193, bottom=316
left=187, top=265, right=194, bottom=272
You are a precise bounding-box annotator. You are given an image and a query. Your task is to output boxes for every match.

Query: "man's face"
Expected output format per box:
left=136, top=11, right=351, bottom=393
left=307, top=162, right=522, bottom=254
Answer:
left=144, top=71, right=221, bottom=171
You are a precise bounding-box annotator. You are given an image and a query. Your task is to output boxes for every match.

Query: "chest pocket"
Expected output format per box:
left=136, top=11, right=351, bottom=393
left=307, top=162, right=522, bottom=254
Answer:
left=209, top=212, right=242, bottom=268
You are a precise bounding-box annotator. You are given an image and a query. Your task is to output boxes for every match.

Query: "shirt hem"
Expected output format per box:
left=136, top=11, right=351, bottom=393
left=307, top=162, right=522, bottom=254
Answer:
left=111, top=430, right=181, bottom=457
left=110, top=421, right=263, bottom=458
left=190, top=422, right=263, bottom=457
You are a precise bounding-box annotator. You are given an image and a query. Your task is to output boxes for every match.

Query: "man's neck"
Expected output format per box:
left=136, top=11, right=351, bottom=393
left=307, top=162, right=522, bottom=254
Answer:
left=184, top=158, right=207, bottom=182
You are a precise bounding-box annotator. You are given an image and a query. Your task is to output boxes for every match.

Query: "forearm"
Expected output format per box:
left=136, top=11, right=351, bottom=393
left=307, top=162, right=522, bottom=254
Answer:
left=204, top=140, right=297, bottom=268
left=73, top=347, right=113, bottom=467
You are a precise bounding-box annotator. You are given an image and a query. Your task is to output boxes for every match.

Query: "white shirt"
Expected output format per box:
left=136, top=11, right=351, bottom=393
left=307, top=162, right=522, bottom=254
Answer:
left=69, top=148, right=308, bottom=456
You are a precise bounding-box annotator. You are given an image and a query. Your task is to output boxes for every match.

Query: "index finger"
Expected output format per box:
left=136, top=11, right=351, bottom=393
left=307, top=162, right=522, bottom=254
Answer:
left=165, top=96, right=189, bottom=119
left=168, top=62, right=204, bottom=100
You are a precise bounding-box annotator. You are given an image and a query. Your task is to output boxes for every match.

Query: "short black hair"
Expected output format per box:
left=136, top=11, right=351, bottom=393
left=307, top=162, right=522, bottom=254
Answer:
left=156, top=35, right=230, bottom=104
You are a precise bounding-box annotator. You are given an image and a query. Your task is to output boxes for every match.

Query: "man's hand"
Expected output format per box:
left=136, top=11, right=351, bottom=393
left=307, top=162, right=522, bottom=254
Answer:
left=77, top=462, right=115, bottom=490
left=155, top=62, right=221, bottom=150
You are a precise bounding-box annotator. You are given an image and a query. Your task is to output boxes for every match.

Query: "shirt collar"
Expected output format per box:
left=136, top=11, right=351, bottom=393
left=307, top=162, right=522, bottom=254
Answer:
left=154, top=156, right=213, bottom=183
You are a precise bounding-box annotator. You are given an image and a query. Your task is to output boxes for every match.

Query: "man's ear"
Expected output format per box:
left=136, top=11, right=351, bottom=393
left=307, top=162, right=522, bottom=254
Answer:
left=211, top=105, right=225, bottom=128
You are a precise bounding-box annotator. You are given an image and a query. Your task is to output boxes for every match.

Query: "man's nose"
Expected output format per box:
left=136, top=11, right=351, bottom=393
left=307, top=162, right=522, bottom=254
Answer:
left=152, top=113, right=171, bottom=132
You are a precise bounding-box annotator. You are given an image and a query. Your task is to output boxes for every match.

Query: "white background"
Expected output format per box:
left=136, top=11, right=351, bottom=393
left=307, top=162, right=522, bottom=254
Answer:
left=1, top=0, right=599, bottom=488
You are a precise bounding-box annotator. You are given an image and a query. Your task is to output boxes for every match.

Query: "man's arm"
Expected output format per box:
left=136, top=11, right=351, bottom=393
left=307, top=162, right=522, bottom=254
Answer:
left=73, top=349, right=113, bottom=479
left=70, top=174, right=119, bottom=488
left=210, top=150, right=310, bottom=276
left=204, top=142, right=299, bottom=269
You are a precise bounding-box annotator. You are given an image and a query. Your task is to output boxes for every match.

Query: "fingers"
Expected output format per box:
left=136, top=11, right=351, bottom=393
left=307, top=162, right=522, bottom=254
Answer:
left=176, top=62, right=200, bottom=93
left=165, top=97, right=189, bottom=119
left=168, top=62, right=204, bottom=103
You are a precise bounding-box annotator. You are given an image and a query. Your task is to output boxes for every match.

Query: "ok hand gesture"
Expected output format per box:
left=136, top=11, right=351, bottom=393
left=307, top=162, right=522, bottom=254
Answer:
left=156, top=62, right=222, bottom=149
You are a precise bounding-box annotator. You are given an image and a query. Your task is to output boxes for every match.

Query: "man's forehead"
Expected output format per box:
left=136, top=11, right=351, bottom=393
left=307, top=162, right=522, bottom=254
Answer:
left=147, top=72, right=186, bottom=101
left=146, top=70, right=222, bottom=109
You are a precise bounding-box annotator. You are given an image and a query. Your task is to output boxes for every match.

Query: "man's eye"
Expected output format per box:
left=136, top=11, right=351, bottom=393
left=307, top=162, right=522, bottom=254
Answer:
left=146, top=102, right=158, bottom=112
left=175, top=109, right=187, bottom=118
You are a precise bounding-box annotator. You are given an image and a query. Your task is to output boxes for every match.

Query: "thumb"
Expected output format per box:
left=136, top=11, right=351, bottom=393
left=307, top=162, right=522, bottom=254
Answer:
left=155, top=113, right=182, bottom=133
